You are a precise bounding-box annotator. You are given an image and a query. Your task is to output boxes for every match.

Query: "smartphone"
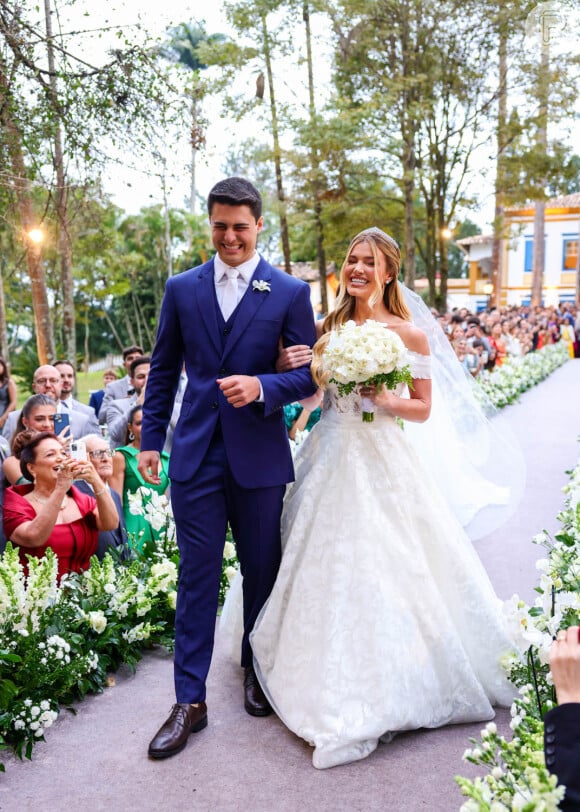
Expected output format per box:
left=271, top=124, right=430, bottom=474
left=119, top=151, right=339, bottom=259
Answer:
left=53, top=412, right=70, bottom=437
left=69, top=440, right=87, bottom=461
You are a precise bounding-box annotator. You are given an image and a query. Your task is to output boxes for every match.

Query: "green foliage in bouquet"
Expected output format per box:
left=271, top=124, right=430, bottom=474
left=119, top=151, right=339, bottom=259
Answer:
left=330, top=366, right=414, bottom=398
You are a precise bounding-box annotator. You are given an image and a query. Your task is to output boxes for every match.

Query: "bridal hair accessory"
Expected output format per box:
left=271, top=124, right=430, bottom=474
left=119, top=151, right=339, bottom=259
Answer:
left=356, top=227, right=400, bottom=252
left=252, top=280, right=271, bottom=293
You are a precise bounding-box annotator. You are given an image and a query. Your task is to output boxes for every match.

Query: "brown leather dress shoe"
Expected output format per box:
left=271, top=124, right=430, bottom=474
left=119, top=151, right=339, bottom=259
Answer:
left=148, top=702, right=208, bottom=759
left=244, top=666, right=272, bottom=717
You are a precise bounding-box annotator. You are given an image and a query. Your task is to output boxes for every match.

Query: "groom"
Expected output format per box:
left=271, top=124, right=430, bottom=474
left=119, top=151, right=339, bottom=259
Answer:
left=138, top=177, right=317, bottom=759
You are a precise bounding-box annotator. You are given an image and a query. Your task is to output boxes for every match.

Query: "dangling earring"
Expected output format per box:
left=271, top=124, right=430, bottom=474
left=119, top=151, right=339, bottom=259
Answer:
left=128, top=431, right=135, bottom=442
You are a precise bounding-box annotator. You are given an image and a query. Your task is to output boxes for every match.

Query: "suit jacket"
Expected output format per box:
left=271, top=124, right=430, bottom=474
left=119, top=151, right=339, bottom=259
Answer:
left=73, top=480, right=128, bottom=560
left=88, top=389, right=105, bottom=418
left=2, top=407, right=95, bottom=445
left=64, top=398, right=99, bottom=435
left=99, top=378, right=132, bottom=425
left=106, top=394, right=138, bottom=449
left=141, top=257, right=317, bottom=488
left=544, top=703, right=580, bottom=810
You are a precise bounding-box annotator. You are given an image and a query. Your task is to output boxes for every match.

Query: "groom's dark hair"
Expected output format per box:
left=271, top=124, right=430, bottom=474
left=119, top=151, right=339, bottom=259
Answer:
left=207, top=177, right=262, bottom=221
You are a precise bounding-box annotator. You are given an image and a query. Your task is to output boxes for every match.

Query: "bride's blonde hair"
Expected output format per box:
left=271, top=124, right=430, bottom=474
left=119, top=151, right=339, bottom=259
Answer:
left=312, top=228, right=412, bottom=387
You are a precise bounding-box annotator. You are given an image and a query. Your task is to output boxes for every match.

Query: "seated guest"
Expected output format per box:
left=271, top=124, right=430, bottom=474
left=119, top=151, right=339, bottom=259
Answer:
left=109, top=405, right=169, bottom=553
left=106, top=356, right=150, bottom=449
left=3, top=395, right=59, bottom=485
left=3, top=431, right=118, bottom=579
left=74, top=434, right=128, bottom=560
left=99, top=345, right=144, bottom=425
left=89, top=367, right=118, bottom=419
left=545, top=626, right=580, bottom=810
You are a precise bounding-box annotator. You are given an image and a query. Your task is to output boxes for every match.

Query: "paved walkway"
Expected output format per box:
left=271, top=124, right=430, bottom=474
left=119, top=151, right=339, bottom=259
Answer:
left=1, top=360, right=579, bottom=812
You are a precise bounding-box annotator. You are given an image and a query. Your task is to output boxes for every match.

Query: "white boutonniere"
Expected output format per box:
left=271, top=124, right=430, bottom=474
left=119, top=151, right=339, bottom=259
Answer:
left=252, top=279, right=271, bottom=293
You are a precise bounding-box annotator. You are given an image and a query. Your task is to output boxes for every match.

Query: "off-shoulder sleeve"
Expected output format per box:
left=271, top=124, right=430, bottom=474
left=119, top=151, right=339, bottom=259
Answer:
left=408, top=351, right=431, bottom=379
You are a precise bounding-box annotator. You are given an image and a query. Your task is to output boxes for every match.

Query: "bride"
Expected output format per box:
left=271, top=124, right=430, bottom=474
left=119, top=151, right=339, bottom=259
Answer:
left=237, top=227, right=518, bottom=770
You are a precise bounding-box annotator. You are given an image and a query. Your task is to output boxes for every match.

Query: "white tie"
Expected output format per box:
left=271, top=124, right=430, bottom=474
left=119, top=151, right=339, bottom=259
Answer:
left=221, top=267, right=239, bottom=320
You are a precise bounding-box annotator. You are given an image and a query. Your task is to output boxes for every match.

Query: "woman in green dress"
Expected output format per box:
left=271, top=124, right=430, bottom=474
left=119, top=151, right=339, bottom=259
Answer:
left=109, top=405, right=170, bottom=552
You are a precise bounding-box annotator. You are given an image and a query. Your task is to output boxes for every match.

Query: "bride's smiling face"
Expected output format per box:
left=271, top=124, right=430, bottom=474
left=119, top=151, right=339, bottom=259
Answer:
left=343, top=240, right=388, bottom=301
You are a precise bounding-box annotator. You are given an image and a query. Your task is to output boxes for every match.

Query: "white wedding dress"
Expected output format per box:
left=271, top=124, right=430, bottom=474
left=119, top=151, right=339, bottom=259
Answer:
left=247, top=350, right=515, bottom=770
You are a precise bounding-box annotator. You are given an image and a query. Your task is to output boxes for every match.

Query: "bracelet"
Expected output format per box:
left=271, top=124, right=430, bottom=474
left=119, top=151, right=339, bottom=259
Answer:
left=93, top=487, right=107, bottom=497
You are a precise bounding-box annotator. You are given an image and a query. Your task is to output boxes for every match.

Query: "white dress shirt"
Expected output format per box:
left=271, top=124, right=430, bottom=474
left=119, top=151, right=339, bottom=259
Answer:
left=214, top=252, right=261, bottom=317
left=213, top=252, right=264, bottom=402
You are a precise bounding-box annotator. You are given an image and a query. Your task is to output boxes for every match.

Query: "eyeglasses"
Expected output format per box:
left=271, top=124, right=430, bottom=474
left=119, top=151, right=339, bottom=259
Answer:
left=34, top=378, right=60, bottom=385
left=88, top=449, right=114, bottom=460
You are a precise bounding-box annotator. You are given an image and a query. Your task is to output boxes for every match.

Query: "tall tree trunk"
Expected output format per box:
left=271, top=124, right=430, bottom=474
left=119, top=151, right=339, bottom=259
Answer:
left=303, top=1, right=328, bottom=313
left=0, top=262, right=8, bottom=361
left=531, top=42, right=549, bottom=307
left=44, top=0, right=75, bottom=361
left=0, top=59, right=55, bottom=363
left=491, top=22, right=507, bottom=310
left=400, top=3, right=416, bottom=291
left=261, top=13, right=291, bottom=275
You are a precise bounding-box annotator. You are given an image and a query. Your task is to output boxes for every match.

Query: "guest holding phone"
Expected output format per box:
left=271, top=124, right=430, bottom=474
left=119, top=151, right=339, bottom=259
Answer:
left=3, top=395, right=63, bottom=485
left=2, top=431, right=118, bottom=578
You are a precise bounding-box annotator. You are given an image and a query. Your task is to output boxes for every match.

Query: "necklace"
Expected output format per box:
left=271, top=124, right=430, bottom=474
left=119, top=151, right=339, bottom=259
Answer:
left=31, top=491, right=68, bottom=510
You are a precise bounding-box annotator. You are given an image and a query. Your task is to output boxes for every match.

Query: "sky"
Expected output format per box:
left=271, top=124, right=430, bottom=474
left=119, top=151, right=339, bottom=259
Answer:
left=56, top=0, right=579, bottom=234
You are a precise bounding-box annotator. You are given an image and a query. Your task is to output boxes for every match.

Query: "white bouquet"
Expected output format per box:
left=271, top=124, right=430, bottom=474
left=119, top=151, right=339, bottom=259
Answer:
left=323, top=319, right=413, bottom=422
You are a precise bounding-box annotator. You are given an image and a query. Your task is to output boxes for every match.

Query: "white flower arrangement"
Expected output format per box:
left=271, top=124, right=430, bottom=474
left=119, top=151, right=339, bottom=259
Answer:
left=476, top=343, right=569, bottom=409
left=323, top=319, right=412, bottom=422
left=252, top=279, right=271, bottom=293
left=457, top=450, right=580, bottom=808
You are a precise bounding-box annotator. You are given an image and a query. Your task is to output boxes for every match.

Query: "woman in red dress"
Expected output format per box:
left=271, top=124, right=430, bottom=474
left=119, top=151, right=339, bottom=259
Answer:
left=3, top=432, right=119, bottom=579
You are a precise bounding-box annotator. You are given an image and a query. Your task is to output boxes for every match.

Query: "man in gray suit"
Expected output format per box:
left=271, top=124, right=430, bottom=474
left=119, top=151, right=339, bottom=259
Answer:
left=2, top=365, right=96, bottom=443
left=106, top=356, right=150, bottom=448
left=99, top=345, right=144, bottom=425
left=54, top=360, right=99, bottom=434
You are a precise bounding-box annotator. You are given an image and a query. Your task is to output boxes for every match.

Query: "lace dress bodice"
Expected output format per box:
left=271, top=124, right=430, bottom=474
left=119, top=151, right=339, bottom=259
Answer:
left=322, top=350, right=431, bottom=418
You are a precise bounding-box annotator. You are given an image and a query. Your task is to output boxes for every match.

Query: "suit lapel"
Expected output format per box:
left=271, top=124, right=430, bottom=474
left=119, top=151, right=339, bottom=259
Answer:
left=222, top=260, right=272, bottom=359
left=194, top=260, right=222, bottom=357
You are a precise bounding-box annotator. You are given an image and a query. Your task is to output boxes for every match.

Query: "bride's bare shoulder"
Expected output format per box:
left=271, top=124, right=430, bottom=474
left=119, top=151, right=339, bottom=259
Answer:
left=398, top=322, right=430, bottom=355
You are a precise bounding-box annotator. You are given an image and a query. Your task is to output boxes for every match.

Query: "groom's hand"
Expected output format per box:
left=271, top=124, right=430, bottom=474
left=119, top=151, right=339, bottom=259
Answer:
left=137, top=450, right=162, bottom=485
left=217, top=375, right=261, bottom=408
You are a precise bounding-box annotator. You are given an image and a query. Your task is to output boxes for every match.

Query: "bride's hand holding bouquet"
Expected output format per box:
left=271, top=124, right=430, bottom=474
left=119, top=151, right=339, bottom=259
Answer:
left=323, top=319, right=413, bottom=422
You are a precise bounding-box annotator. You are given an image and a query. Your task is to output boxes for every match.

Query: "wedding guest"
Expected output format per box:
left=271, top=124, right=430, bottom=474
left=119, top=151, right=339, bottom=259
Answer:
left=109, top=405, right=169, bottom=552
left=54, top=360, right=99, bottom=432
left=3, top=431, right=118, bottom=579
left=99, top=345, right=144, bottom=425
left=3, top=395, right=58, bottom=485
left=0, top=358, right=17, bottom=434
left=106, top=356, right=150, bottom=449
left=74, top=433, right=128, bottom=560
left=545, top=627, right=580, bottom=811
left=88, top=367, right=118, bottom=419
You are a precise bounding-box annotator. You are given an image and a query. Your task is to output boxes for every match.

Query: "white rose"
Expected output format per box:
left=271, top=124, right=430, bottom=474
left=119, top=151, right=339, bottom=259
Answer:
left=88, top=611, right=108, bottom=634
left=223, top=541, right=236, bottom=560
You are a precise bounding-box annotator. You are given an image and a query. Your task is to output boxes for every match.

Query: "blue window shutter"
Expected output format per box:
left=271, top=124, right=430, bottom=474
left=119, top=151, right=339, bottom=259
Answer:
left=524, top=240, right=533, bottom=272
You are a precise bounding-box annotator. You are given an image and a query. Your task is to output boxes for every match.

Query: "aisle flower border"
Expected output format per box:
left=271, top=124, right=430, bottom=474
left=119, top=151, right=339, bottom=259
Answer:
left=0, top=494, right=238, bottom=771
left=456, top=451, right=580, bottom=809
left=475, top=343, right=569, bottom=409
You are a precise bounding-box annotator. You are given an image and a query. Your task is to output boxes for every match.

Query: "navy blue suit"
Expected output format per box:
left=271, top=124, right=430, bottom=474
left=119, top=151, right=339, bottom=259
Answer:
left=141, top=256, right=316, bottom=703
left=544, top=704, right=580, bottom=810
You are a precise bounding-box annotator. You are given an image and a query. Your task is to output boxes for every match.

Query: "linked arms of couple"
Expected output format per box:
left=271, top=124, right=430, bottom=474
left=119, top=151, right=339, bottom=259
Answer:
left=137, top=339, right=319, bottom=485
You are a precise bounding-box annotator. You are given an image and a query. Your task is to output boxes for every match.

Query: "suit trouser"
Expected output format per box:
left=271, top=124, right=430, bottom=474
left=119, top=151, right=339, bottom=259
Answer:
left=171, top=433, right=285, bottom=703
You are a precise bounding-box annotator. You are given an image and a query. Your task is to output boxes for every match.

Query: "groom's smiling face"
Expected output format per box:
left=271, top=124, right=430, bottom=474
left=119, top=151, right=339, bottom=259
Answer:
left=210, top=203, right=264, bottom=267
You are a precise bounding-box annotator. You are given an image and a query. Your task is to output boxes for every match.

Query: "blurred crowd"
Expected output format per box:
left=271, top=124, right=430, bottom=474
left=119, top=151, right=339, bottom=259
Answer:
left=438, top=302, right=580, bottom=377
